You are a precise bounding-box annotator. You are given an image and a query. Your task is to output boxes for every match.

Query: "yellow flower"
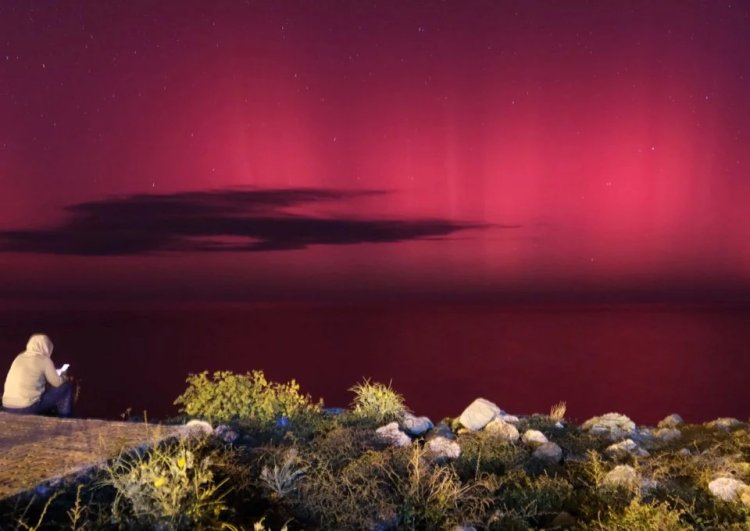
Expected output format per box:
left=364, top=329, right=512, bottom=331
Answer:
left=154, top=477, right=167, bottom=488
left=177, top=456, right=186, bottom=469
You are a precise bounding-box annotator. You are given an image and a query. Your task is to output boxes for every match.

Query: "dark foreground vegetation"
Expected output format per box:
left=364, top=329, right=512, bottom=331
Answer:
left=1, top=370, right=749, bottom=530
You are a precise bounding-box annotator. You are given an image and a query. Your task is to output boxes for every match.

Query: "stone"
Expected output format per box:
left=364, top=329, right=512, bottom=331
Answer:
left=213, top=424, right=239, bottom=444
left=657, top=413, right=684, bottom=429
left=602, top=465, right=640, bottom=489
left=427, top=422, right=456, bottom=440
left=498, top=414, right=520, bottom=425
left=678, top=448, right=692, bottom=457
left=459, top=398, right=502, bottom=431
left=707, top=417, right=743, bottom=431
left=484, top=418, right=520, bottom=442
left=605, top=439, right=649, bottom=459
left=183, top=419, right=213, bottom=436
left=451, top=527, right=477, bottom=531
left=708, top=477, right=750, bottom=505
left=401, top=413, right=433, bottom=437
left=640, top=477, right=659, bottom=494
left=653, top=427, right=681, bottom=443
left=427, top=436, right=461, bottom=461
left=581, top=413, right=636, bottom=441
left=522, top=429, right=548, bottom=447
left=376, top=422, right=412, bottom=447
left=533, top=442, right=563, bottom=463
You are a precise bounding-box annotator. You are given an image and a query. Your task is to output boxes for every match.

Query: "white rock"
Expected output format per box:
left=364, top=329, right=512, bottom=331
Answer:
left=708, top=417, right=743, bottom=431
left=605, top=439, right=650, bottom=458
left=499, top=414, right=520, bottom=425
left=183, top=419, right=213, bottom=436
left=459, top=398, right=501, bottom=431
left=214, top=424, right=239, bottom=443
left=657, top=413, right=684, bottom=429
left=708, top=477, right=750, bottom=505
left=376, top=422, right=412, bottom=447
left=427, top=436, right=461, bottom=460
left=582, top=413, right=636, bottom=441
left=522, top=429, right=548, bottom=447
left=653, top=427, right=681, bottom=443
left=484, top=418, right=520, bottom=442
left=603, top=465, right=640, bottom=489
left=533, top=442, right=563, bottom=462
left=640, top=477, right=659, bottom=494
left=401, top=413, right=433, bottom=437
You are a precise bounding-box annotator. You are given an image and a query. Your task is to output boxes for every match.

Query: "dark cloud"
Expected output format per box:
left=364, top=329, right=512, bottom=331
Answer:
left=0, top=188, right=510, bottom=255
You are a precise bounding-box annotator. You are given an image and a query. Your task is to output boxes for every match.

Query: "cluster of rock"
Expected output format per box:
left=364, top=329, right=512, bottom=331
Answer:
left=374, top=398, right=564, bottom=464
left=372, top=403, right=750, bottom=510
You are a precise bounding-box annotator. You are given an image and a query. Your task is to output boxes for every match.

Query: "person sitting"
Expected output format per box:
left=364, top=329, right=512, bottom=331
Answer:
left=2, top=334, right=74, bottom=417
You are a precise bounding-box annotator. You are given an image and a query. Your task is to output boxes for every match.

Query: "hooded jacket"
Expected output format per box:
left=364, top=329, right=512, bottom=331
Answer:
left=2, top=334, right=65, bottom=409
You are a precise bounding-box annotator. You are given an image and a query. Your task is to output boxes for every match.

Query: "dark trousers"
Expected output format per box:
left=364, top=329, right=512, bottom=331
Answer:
left=4, top=382, right=74, bottom=417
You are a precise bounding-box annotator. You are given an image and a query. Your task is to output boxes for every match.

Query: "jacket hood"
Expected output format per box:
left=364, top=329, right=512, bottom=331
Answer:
left=25, top=334, right=54, bottom=358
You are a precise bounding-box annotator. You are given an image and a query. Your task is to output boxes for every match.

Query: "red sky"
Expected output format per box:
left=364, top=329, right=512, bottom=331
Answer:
left=1, top=1, right=749, bottom=303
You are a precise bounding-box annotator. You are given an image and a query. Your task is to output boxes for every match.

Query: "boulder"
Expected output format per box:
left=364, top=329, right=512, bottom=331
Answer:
left=653, top=427, right=681, bottom=443
left=657, top=413, right=684, bottom=429
left=484, top=418, right=520, bottom=442
left=605, top=439, right=649, bottom=459
left=602, top=465, right=639, bottom=489
left=708, top=477, right=750, bottom=505
left=581, top=413, right=636, bottom=441
left=533, top=442, right=563, bottom=463
left=459, top=398, right=502, bottom=431
left=498, top=414, right=520, bottom=425
left=707, top=417, right=743, bottom=431
left=401, top=413, right=433, bottom=437
left=183, top=419, right=213, bottom=436
left=640, top=477, right=659, bottom=494
left=522, top=429, right=549, bottom=447
left=427, top=436, right=461, bottom=461
left=214, top=424, right=239, bottom=444
left=427, top=422, right=456, bottom=441
left=376, top=422, right=412, bottom=447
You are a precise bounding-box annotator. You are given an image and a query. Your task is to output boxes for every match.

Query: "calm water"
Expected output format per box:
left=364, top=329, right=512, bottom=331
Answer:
left=0, top=303, right=748, bottom=425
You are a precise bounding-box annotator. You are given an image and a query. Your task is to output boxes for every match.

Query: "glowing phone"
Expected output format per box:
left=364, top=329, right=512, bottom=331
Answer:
left=56, top=364, right=70, bottom=375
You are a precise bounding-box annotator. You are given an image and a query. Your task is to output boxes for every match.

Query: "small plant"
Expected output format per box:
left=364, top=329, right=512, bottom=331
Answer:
left=349, top=379, right=409, bottom=423
left=589, top=497, right=689, bottom=530
left=104, top=436, right=230, bottom=529
left=388, top=445, right=467, bottom=529
left=174, top=370, right=322, bottom=423
left=549, top=401, right=567, bottom=422
left=260, top=447, right=307, bottom=499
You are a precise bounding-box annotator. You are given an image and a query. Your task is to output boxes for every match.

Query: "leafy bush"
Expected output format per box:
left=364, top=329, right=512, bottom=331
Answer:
left=104, top=436, right=230, bottom=529
left=349, top=379, right=408, bottom=423
left=174, top=370, right=322, bottom=424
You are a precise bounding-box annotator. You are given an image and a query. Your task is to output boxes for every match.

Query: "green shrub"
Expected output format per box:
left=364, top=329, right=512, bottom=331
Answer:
left=349, top=379, right=408, bottom=423
left=452, top=431, right=526, bottom=481
left=174, top=370, right=322, bottom=424
left=104, top=436, right=230, bottom=529
left=586, top=498, right=689, bottom=530
left=494, top=469, right=573, bottom=526
left=296, top=448, right=397, bottom=529
left=388, top=445, right=468, bottom=529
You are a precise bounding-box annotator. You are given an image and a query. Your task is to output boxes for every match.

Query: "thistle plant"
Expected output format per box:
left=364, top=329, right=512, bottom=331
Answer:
left=104, top=437, right=229, bottom=529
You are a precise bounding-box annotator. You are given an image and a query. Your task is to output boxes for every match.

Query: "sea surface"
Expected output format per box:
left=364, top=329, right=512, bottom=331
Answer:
left=0, top=302, right=748, bottom=425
